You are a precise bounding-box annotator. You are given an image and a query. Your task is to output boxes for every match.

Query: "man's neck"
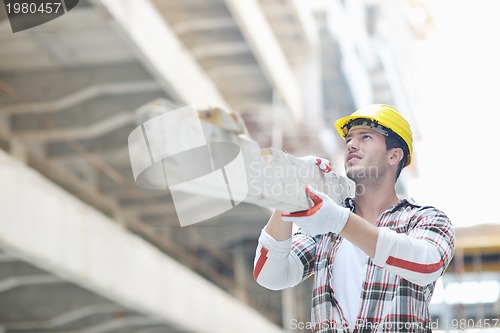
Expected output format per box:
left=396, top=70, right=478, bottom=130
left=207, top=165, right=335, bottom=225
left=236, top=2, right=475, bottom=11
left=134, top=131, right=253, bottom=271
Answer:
left=354, top=181, right=399, bottom=225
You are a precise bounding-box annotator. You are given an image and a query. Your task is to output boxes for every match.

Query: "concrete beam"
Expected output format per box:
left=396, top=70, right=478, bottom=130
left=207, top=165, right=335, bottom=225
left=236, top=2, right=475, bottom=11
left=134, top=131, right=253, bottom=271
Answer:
left=93, top=0, right=230, bottom=109
left=262, top=0, right=319, bottom=51
left=0, top=149, right=285, bottom=333
left=15, top=112, right=135, bottom=142
left=191, top=42, right=250, bottom=59
left=0, top=62, right=156, bottom=103
left=1, top=304, right=123, bottom=330
left=121, top=202, right=177, bottom=216
left=173, top=17, right=237, bottom=35
left=207, top=64, right=262, bottom=79
left=81, top=316, right=160, bottom=333
left=224, top=0, right=304, bottom=120
left=0, top=81, right=160, bottom=115
left=0, top=274, right=62, bottom=293
left=52, top=147, right=131, bottom=166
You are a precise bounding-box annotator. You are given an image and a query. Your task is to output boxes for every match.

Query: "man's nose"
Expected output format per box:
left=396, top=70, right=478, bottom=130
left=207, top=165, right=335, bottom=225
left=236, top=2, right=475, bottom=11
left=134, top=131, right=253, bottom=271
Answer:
left=346, top=139, right=358, bottom=151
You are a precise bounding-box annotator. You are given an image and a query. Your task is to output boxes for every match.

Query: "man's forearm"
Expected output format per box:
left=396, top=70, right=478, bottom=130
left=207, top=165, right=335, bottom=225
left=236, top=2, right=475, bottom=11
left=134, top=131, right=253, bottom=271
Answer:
left=255, top=210, right=305, bottom=290
left=264, top=210, right=293, bottom=241
left=340, top=213, right=379, bottom=258
left=341, top=211, right=453, bottom=286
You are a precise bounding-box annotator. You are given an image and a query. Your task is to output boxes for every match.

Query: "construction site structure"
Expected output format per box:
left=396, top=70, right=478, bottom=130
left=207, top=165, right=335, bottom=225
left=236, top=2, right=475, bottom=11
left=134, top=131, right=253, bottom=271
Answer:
left=1, top=0, right=499, bottom=332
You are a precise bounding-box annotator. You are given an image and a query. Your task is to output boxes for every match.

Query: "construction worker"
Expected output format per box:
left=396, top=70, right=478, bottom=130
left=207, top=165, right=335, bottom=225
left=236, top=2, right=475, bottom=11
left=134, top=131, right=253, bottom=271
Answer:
left=253, top=104, right=455, bottom=332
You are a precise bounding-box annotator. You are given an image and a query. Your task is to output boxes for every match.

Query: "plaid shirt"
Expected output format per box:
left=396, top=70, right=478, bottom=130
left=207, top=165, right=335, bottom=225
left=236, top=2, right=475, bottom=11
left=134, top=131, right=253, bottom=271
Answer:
left=290, top=199, right=455, bottom=332
left=254, top=199, right=455, bottom=333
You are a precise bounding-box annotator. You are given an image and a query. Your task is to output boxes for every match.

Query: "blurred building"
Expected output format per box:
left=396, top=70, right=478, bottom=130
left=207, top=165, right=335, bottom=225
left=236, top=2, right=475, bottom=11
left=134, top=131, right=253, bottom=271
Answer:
left=0, top=0, right=498, bottom=332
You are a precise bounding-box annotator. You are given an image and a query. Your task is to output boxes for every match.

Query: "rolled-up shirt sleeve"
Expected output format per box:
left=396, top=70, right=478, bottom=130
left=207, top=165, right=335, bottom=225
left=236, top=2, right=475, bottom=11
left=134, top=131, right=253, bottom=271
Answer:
left=372, top=207, right=455, bottom=286
left=254, top=229, right=317, bottom=290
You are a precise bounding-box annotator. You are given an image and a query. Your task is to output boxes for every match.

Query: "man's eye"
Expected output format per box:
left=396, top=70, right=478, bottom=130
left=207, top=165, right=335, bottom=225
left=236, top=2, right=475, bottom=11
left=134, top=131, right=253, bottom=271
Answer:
left=362, top=135, right=372, bottom=139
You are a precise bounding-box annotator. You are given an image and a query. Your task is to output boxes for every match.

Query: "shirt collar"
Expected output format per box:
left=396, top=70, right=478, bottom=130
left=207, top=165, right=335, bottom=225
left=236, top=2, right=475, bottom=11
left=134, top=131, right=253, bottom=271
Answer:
left=344, top=197, right=420, bottom=214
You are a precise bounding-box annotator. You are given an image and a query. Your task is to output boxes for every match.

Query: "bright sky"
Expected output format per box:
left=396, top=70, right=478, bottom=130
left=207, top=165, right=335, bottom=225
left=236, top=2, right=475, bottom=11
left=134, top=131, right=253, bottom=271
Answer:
left=408, top=0, right=500, bottom=228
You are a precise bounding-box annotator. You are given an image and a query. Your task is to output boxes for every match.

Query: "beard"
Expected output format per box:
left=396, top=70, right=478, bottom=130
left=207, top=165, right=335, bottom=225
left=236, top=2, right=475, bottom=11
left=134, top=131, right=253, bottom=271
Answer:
left=345, top=161, right=386, bottom=184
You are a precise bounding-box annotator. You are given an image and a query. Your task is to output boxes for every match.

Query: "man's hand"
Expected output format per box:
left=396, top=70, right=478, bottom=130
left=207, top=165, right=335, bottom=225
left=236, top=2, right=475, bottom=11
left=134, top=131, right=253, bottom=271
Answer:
left=281, top=186, right=350, bottom=236
left=300, top=155, right=332, bottom=173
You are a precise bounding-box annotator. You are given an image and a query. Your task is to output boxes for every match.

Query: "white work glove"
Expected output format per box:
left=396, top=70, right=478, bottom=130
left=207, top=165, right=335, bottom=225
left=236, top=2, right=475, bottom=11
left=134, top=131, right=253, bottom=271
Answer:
left=299, top=155, right=332, bottom=173
left=281, top=186, right=350, bottom=236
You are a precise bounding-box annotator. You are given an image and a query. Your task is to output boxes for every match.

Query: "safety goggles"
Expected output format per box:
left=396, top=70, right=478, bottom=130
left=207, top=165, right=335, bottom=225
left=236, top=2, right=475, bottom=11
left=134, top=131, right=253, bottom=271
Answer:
left=340, top=118, right=389, bottom=138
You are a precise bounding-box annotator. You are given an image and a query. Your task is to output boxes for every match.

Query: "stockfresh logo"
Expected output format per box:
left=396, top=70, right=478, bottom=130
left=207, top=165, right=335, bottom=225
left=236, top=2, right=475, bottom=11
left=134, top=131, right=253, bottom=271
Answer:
left=3, top=0, right=79, bottom=33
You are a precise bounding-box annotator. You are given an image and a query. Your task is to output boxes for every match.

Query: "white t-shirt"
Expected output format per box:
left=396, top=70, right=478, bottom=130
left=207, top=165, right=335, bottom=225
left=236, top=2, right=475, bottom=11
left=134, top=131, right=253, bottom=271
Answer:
left=330, top=238, right=368, bottom=330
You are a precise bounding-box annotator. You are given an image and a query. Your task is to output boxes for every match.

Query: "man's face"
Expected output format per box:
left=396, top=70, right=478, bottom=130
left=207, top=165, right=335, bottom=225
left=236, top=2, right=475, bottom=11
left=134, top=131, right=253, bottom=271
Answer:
left=344, top=129, right=389, bottom=182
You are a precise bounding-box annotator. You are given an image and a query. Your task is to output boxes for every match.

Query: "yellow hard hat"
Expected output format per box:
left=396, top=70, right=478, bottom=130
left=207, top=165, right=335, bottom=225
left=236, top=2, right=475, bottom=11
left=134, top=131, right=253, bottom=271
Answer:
left=335, top=104, right=413, bottom=167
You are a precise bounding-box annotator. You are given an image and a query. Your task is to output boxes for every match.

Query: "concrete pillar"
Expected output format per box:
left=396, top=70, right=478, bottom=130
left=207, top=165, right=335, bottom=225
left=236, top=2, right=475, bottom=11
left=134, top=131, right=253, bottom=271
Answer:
left=233, top=242, right=249, bottom=302
left=282, top=287, right=296, bottom=333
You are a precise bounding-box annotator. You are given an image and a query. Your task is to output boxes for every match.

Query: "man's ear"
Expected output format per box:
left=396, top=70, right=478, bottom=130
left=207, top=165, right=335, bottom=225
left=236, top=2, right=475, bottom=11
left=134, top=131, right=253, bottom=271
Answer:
left=388, top=148, right=404, bottom=166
